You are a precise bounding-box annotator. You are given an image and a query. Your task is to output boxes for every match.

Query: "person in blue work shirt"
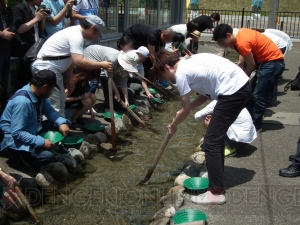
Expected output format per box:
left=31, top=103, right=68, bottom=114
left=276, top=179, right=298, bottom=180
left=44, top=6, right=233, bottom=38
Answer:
left=0, top=70, right=71, bottom=167
left=42, top=0, right=74, bottom=39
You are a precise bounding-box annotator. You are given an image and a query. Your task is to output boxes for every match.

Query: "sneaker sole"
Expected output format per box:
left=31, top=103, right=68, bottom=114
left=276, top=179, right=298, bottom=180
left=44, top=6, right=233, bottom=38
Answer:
left=192, top=200, right=227, bottom=205
left=279, top=173, right=300, bottom=177
left=225, top=151, right=237, bottom=158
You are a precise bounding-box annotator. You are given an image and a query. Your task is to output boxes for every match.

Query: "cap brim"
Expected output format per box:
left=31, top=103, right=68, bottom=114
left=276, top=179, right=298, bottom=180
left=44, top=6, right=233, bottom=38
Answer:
left=134, top=50, right=149, bottom=58
left=117, top=52, right=138, bottom=73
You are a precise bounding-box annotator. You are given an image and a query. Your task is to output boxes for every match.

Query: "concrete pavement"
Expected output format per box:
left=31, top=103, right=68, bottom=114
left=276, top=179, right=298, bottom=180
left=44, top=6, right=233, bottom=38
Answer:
left=192, top=42, right=300, bottom=224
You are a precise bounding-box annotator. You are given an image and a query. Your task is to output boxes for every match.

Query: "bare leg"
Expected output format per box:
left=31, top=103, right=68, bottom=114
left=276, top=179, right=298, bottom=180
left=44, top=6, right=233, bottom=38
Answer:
left=71, top=98, right=93, bottom=123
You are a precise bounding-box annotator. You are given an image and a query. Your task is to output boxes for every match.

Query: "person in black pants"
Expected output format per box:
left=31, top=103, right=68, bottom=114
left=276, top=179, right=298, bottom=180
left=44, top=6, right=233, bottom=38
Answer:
left=153, top=51, right=251, bottom=205
left=279, top=138, right=300, bottom=177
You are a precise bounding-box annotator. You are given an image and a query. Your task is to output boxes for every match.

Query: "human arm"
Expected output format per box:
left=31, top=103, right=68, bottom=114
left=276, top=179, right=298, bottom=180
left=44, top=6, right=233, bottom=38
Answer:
left=64, top=62, right=74, bottom=95
left=142, top=80, right=154, bottom=98
left=112, top=81, right=121, bottom=101
left=194, top=100, right=217, bottom=121
left=121, top=87, right=129, bottom=108
left=71, top=54, right=113, bottom=71
left=237, top=55, right=244, bottom=68
left=210, top=28, right=215, bottom=32
left=148, top=44, right=156, bottom=63
left=0, top=28, right=15, bottom=41
left=15, top=8, right=48, bottom=35
left=0, top=164, right=20, bottom=188
left=47, top=0, right=73, bottom=26
left=242, top=52, right=256, bottom=76
left=183, top=48, right=192, bottom=56
left=71, top=10, right=87, bottom=22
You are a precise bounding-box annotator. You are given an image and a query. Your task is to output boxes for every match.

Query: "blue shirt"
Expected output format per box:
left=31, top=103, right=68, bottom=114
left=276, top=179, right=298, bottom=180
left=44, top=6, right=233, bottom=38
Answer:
left=0, top=84, right=71, bottom=152
left=42, top=0, right=65, bottom=39
left=72, top=0, right=99, bottom=25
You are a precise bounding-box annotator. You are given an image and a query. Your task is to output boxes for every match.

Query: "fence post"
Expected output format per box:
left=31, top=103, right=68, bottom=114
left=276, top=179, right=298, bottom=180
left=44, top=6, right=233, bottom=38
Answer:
left=241, top=8, right=245, bottom=28
left=280, top=21, right=284, bottom=31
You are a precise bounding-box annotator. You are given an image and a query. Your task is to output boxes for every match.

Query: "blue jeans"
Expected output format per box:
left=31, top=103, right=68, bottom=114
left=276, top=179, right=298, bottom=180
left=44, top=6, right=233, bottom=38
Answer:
left=0, top=53, right=11, bottom=89
left=248, top=60, right=285, bottom=129
left=88, top=79, right=98, bottom=94
left=20, top=148, right=55, bottom=165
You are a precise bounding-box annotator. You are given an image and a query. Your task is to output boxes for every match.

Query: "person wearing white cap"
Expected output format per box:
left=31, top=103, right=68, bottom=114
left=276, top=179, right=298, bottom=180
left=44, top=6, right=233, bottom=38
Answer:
left=128, top=46, right=154, bottom=99
left=115, top=50, right=143, bottom=108
left=32, top=15, right=112, bottom=117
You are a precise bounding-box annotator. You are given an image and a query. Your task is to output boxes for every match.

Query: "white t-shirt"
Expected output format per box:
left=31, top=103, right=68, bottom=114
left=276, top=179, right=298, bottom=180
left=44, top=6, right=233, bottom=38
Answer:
left=195, top=100, right=257, bottom=143
left=171, top=24, right=188, bottom=37
left=175, top=53, right=249, bottom=99
left=262, top=32, right=287, bottom=49
left=32, top=26, right=84, bottom=74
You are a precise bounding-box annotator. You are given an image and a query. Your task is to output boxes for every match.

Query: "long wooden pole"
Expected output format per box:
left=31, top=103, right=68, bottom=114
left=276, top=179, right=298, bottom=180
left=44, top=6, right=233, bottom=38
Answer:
left=138, top=132, right=171, bottom=185
left=119, top=100, right=147, bottom=127
left=107, top=66, right=117, bottom=150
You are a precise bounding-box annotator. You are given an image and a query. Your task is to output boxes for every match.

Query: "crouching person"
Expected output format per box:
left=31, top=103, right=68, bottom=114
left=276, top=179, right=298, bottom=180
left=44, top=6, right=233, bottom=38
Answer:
left=153, top=51, right=251, bottom=205
left=0, top=70, right=71, bottom=167
left=195, top=100, right=257, bottom=157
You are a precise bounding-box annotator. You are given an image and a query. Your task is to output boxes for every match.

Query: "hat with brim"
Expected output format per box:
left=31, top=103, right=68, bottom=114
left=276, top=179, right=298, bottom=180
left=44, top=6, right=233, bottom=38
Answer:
left=86, top=15, right=106, bottom=38
left=117, top=50, right=139, bottom=73
left=191, top=30, right=201, bottom=38
left=35, top=70, right=60, bottom=90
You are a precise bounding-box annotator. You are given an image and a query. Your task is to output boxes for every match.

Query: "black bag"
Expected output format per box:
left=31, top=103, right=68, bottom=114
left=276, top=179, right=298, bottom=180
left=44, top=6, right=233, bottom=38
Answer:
left=284, top=67, right=300, bottom=92
left=24, top=38, right=46, bottom=62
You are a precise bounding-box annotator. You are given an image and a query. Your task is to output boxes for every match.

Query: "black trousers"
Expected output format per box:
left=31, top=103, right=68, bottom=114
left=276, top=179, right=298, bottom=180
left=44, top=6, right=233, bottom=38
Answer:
left=203, top=82, right=252, bottom=195
left=292, top=137, right=300, bottom=168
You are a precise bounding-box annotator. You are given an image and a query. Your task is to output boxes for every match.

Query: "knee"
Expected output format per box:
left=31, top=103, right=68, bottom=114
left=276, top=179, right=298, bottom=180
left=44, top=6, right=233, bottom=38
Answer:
left=82, top=98, right=93, bottom=108
left=36, top=150, right=55, bottom=164
left=127, top=88, right=135, bottom=98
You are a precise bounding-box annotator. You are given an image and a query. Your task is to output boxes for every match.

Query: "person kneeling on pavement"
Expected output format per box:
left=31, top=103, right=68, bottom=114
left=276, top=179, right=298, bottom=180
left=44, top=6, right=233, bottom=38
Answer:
left=65, top=68, right=98, bottom=129
left=0, top=70, right=71, bottom=167
left=195, top=100, right=257, bottom=157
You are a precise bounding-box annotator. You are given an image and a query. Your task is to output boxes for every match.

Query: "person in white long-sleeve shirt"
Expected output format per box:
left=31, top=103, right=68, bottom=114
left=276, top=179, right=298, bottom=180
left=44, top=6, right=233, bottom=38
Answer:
left=195, top=100, right=257, bottom=156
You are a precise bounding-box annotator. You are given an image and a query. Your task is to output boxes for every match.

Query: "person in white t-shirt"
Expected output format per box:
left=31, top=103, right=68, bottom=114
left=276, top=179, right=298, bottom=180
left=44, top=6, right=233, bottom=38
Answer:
left=195, top=100, right=257, bottom=156
left=32, top=15, right=113, bottom=117
left=153, top=51, right=251, bottom=205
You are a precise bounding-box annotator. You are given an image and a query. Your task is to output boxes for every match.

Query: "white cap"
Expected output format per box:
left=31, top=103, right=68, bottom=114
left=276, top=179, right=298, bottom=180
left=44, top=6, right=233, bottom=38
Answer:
left=117, top=50, right=139, bottom=73
left=86, top=15, right=105, bottom=38
left=135, top=46, right=149, bottom=58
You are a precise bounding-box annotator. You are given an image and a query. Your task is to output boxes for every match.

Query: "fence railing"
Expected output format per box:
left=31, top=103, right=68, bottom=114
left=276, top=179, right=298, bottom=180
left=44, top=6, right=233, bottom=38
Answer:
left=187, top=8, right=300, bottom=38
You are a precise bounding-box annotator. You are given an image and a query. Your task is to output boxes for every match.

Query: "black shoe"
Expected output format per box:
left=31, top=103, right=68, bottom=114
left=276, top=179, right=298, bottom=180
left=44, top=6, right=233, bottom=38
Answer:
left=279, top=165, right=300, bottom=177
left=289, top=155, right=296, bottom=162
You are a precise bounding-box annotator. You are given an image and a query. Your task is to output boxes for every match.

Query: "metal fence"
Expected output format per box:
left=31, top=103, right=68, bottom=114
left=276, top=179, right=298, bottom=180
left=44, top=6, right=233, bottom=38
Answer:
left=187, top=8, right=300, bottom=38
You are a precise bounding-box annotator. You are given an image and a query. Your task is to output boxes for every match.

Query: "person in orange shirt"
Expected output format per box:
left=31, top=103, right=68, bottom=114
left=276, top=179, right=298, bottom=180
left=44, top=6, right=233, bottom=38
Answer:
left=212, top=24, right=285, bottom=132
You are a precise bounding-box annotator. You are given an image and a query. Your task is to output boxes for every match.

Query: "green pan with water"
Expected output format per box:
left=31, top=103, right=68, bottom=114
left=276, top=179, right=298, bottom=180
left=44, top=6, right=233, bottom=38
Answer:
left=61, top=136, right=84, bottom=147
left=40, top=131, right=64, bottom=144
left=183, top=177, right=209, bottom=191
left=83, top=123, right=105, bottom=132
left=173, top=209, right=207, bottom=224
left=103, top=112, right=123, bottom=119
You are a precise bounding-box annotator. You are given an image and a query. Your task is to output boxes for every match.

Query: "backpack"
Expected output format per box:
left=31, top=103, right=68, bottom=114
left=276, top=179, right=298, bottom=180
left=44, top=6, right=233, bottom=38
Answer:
left=284, top=67, right=300, bottom=92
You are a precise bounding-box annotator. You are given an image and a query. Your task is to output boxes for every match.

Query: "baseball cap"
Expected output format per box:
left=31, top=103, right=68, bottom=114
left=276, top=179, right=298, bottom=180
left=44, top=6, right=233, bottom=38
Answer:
left=86, top=15, right=106, bottom=38
left=135, top=46, right=149, bottom=58
left=118, top=50, right=139, bottom=73
left=34, top=70, right=60, bottom=90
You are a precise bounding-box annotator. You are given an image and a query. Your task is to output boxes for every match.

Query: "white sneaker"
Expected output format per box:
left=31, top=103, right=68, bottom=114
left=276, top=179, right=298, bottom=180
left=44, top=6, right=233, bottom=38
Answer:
left=191, top=190, right=226, bottom=205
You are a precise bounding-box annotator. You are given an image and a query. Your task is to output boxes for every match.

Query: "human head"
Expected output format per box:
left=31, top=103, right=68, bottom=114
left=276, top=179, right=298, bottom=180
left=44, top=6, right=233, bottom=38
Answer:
left=117, top=35, right=133, bottom=52
left=135, top=46, right=149, bottom=63
left=186, top=20, right=198, bottom=33
left=81, top=16, right=105, bottom=41
left=173, top=33, right=185, bottom=43
left=160, top=28, right=174, bottom=43
left=26, top=0, right=43, bottom=6
left=210, top=13, right=221, bottom=23
left=212, top=24, right=235, bottom=49
left=190, top=30, right=201, bottom=42
left=153, top=51, right=180, bottom=81
left=30, top=70, right=60, bottom=98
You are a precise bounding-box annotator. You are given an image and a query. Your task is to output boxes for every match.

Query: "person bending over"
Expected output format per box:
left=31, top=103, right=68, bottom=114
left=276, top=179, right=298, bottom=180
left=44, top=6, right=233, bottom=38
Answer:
left=195, top=100, right=257, bottom=157
left=153, top=51, right=251, bottom=205
left=213, top=24, right=284, bottom=132
left=0, top=70, right=71, bottom=167
left=65, top=68, right=98, bottom=129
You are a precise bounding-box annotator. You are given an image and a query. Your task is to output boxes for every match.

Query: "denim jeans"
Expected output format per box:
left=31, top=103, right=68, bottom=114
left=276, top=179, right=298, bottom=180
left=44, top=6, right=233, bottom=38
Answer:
left=88, top=79, right=98, bottom=94
left=0, top=53, right=11, bottom=89
left=19, top=148, right=55, bottom=165
left=248, top=60, right=285, bottom=129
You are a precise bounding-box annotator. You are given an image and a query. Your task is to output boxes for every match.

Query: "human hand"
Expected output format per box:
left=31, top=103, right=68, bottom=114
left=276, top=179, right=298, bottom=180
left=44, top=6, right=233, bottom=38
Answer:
left=80, top=92, right=90, bottom=100
left=114, top=93, right=120, bottom=102
left=147, top=93, right=154, bottom=99
left=35, top=9, right=48, bottom=21
left=1, top=173, right=20, bottom=189
left=59, top=124, right=70, bottom=136
left=0, top=28, right=15, bottom=41
left=101, top=61, right=113, bottom=72
left=43, top=139, right=55, bottom=149
left=167, top=123, right=177, bottom=136
left=124, top=100, right=130, bottom=109
left=65, top=0, right=74, bottom=11
left=204, top=114, right=212, bottom=127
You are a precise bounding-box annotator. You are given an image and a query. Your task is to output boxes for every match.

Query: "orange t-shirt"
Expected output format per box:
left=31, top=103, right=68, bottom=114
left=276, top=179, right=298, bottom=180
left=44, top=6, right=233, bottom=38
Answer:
left=235, top=28, right=284, bottom=63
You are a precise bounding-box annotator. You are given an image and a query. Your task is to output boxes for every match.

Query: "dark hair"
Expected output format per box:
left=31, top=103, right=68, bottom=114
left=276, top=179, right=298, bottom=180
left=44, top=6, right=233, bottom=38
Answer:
left=80, top=20, right=93, bottom=29
left=153, top=50, right=180, bottom=74
left=173, top=33, right=185, bottom=43
left=212, top=24, right=233, bottom=41
left=117, top=35, right=133, bottom=50
left=73, top=69, right=100, bottom=86
left=210, top=13, right=221, bottom=21
left=187, top=20, right=198, bottom=33
left=172, top=41, right=182, bottom=49
left=30, top=76, right=49, bottom=88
